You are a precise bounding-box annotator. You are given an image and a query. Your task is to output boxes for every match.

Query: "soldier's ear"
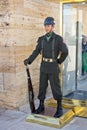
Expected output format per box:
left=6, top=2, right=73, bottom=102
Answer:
left=52, top=25, right=55, bottom=29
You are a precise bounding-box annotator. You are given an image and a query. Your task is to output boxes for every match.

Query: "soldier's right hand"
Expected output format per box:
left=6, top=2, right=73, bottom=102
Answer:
left=24, top=59, right=31, bottom=65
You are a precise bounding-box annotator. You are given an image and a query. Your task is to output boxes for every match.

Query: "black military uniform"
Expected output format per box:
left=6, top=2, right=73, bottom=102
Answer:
left=24, top=17, right=68, bottom=118
left=28, top=32, right=68, bottom=99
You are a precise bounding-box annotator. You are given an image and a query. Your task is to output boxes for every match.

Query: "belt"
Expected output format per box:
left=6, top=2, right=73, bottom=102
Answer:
left=42, top=57, right=56, bottom=62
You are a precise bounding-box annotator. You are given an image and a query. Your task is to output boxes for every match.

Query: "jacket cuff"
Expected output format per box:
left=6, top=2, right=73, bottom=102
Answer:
left=57, top=59, right=62, bottom=64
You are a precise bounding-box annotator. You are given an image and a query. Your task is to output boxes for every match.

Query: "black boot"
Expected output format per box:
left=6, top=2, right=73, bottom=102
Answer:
left=33, top=100, right=45, bottom=114
left=54, top=100, right=63, bottom=118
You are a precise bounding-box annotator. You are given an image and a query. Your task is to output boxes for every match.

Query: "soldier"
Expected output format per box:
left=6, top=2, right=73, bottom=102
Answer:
left=24, top=17, right=68, bottom=118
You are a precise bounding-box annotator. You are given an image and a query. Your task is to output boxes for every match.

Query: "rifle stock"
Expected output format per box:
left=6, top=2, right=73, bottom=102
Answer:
left=26, top=65, right=35, bottom=113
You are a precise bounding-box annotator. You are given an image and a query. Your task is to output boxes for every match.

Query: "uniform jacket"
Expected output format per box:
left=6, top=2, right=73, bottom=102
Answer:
left=28, top=32, right=68, bottom=73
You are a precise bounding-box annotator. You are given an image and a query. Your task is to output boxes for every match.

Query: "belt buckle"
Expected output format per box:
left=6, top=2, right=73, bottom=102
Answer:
left=48, top=59, right=50, bottom=62
left=43, top=57, right=54, bottom=62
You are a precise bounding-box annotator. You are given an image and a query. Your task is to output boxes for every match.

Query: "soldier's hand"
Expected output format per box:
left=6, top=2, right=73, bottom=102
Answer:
left=24, top=59, right=31, bottom=65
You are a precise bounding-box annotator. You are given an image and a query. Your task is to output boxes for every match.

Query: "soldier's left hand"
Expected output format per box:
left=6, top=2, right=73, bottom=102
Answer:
left=24, top=59, right=28, bottom=65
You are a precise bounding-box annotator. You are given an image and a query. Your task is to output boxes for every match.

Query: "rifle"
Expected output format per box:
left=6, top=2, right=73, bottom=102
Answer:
left=26, top=65, right=35, bottom=113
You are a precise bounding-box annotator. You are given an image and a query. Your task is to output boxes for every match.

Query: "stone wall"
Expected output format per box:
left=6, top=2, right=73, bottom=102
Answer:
left=0, top=0, right=61, bottom=110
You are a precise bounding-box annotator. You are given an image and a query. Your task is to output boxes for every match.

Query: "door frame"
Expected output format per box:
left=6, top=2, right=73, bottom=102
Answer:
left=60, top=0, right=87, bottom=4
left=62, top=1, right=87, bottom=109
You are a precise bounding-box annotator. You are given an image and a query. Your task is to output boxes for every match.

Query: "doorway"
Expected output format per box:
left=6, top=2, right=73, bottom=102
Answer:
left=62, top=2, right=87, bottom=100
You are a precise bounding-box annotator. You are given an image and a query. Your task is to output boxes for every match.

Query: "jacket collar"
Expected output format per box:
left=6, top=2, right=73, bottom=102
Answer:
left=44, top=31, right=56, bottom=41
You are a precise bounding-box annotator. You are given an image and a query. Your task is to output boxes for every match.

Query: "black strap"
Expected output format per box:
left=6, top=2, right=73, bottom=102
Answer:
left=41, top=39, right=44, bottom=61
left=52, top=38, right=55, bottom=60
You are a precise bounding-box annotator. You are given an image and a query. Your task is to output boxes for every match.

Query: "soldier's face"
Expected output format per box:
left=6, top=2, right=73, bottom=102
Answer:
left=44, top=25, right=54, bottom=33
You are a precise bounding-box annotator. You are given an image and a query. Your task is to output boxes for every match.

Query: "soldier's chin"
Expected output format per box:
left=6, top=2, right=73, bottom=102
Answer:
left=46, top=30, right=51, bottom=33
